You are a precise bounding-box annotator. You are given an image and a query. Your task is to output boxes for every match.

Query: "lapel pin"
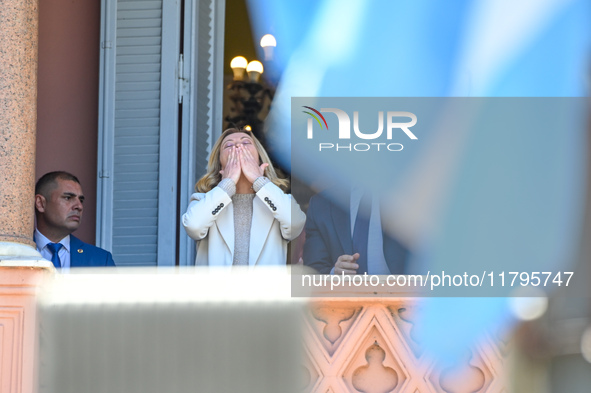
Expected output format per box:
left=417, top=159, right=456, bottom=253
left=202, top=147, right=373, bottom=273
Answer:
left=77, top=249, right=83, bottom=253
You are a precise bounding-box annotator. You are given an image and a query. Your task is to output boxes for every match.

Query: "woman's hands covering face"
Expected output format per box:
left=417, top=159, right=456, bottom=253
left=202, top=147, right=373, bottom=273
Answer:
left=237, top=144, right=268, bottom=183
left=220, top=144, right=267, bottom=185
left=219, top=147, right=241, bottom=184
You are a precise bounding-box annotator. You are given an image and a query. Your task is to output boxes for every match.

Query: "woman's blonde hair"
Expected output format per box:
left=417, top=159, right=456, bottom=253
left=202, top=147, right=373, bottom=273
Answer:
left=195, top=128, right=290, bottom=193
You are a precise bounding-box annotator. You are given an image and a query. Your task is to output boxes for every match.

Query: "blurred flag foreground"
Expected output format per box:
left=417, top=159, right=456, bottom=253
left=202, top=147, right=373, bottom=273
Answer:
left=248, top=0, right=591, bottom=369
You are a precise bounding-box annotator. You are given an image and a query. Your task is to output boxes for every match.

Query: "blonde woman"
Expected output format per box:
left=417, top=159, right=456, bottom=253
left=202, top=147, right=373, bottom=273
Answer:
left=182, top=127, right=306, bottom=267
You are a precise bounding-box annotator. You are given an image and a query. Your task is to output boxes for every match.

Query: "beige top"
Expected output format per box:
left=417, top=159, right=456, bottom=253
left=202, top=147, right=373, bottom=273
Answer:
left=231, top=194, right=255, bottom=266
left=218, top=177, right=271, bottom=266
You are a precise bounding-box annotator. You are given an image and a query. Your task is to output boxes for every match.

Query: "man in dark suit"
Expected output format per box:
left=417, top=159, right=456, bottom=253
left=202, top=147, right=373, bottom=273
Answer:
left=34, top=171, right=115, bottom=270
left=302, top=189, right=409, bottom=275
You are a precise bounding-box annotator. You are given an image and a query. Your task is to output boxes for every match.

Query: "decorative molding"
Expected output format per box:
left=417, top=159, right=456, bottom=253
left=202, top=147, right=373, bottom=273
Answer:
left=307, top=305, right=363, bottom=357
left=341, top=319, right=410, bottom=393
left=0, top=265, right=53, bottom=393
left=436, top=350, right=487, bottom=393
left=388, top=305, right=424, bottom=360
left=306, top=300, right=507, bottom=393
left=351, top=341, right=399, bottom=393
left=0, top=307, right=25, bottom=393
left=302, top=344, right=323, bottom=392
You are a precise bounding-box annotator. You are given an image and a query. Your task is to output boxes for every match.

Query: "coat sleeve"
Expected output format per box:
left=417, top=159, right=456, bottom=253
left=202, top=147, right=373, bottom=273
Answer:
left=182, top=187, right=233, bottom=240
left=255, top=182, right=306, bottom=241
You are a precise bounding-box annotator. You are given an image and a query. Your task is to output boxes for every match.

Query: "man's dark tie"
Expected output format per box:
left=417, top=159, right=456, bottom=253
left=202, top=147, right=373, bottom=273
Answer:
left=47, top=242, right=63, bottom=268
left=352, top=193, right=371, bottom=274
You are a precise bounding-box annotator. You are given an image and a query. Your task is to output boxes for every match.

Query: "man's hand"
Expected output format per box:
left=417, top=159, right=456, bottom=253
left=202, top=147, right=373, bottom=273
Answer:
left=334, top=253, right=360, bottom=275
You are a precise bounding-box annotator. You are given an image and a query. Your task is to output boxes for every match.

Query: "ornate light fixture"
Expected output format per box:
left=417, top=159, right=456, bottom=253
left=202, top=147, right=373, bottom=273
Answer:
left=230, top=56, right=248, bottom=80
left=260, top=34, right=276, bottom=61
left=225, top=35, right=277, bottom=144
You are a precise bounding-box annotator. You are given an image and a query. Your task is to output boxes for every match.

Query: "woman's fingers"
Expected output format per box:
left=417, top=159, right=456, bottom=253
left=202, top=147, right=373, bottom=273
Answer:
left=240, top=146, right=261, bottom=171
left=237, top=145, right=264, bottom=182
left=231, top=148, right=239, bottom=167
left=237, top=146, right=250, bottom=167
left=221, top=147, right=242, bottom=183
left=231, top=148, right=241, bottom=182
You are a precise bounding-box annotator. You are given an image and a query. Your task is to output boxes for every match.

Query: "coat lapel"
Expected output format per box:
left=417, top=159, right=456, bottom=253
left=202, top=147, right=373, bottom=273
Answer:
left=248, top=197, right=274, bottom=266
left=216, top=202, right=235, bottom=262
left=379, top=202, right=409, bottom=274
left=70, top=235, right=84, bottom=267
left=332, top=202, right=352, bottom=255
left=382, top=233, right=409, bottom=274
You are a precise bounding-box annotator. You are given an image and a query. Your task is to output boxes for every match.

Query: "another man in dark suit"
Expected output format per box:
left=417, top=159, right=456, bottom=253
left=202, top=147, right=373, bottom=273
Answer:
left=303, top=189, right=409, bottom=275
left=34, top=171, right=115, bottom=270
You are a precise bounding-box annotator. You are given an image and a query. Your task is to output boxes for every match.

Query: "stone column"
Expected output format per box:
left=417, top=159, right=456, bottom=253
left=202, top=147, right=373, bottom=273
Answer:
left=0, top=4, right=52, bottom=393
left=0, top=0, right=40, bottom=256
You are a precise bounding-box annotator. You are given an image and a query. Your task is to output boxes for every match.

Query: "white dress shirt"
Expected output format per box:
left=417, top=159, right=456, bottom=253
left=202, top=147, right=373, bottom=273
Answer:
left=35, top=229, right=71, bottom=272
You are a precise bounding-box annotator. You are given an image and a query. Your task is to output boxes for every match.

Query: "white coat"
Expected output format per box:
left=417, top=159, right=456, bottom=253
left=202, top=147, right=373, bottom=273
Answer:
left=182, top=182, right=306, bottom=267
